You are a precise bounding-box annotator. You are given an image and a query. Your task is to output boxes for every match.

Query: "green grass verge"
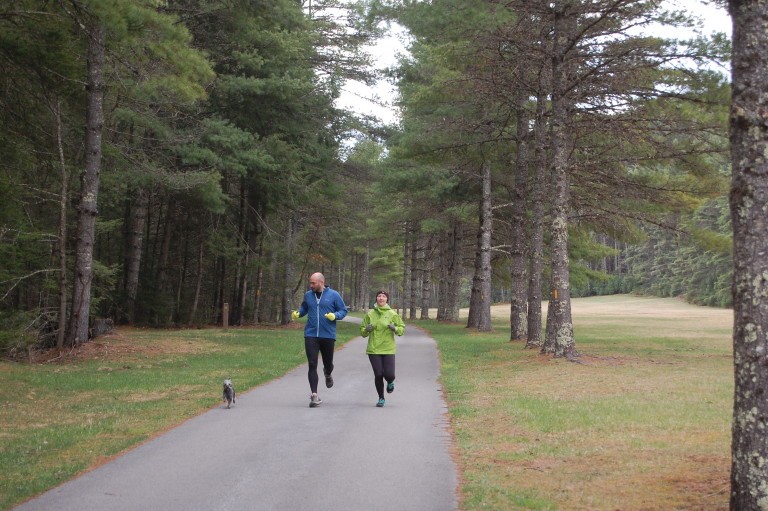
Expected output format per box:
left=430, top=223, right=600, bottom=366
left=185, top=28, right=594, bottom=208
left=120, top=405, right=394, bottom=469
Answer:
left=0, top=322, right=359, bottom=510
left=422, top=295, right=733, bottom=510
left=1, top=296, right=733, bottom=511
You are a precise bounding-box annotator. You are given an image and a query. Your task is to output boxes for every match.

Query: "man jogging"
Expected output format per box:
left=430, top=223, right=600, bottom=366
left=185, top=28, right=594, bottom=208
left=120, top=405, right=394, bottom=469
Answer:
left=291, top=272, right=348, bottom=407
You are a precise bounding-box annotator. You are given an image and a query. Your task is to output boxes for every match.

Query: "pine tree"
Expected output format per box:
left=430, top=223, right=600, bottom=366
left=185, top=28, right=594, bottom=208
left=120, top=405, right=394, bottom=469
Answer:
left=728, top=0, right=768, bottom=507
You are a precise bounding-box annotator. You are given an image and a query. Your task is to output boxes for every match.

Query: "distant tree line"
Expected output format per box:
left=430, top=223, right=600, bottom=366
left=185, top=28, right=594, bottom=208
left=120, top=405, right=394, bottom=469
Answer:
left=378, top=0, right=731, bottom=357
left=571, top=196, right=732, bottom=307
left=0, top=0, right=731, bottom=358
left=0, top=0, right=383, bottom=354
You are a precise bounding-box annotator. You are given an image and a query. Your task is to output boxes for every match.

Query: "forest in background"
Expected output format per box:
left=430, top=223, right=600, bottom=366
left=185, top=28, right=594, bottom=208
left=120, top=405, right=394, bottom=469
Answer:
left=0, top=0, right=730, bottom=357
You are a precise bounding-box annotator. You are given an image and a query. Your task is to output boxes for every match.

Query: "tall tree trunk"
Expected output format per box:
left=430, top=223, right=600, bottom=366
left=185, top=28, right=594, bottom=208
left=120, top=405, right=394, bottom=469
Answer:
left=352, top=245, right=371, bottom=310
left=66, top=23, right=105, bottom=346
left=544, top=2, right=576, bottom=359
left=231, top=256, right=243, bottom=324
left=510, top=93, right=531, bottom=341
left=409, top=236, right=420, bottom=320
left=467, top=161, right=493, bottom=331
left=264, top=251, right=285, bottom=323
left=466, top=225, right=482, bottom=327
left=437, top=232, right=448, bottom=321
left=349, top=253, right=358, bottom=310
left=360, top=243, right=370, bottom=308
left=231, top=182, right=247, bottom=324
left=252, top=232, right=264, bottom=323
left=401, top=223, right=411, bottom=315
left=188, top=238, right=204, bottom=326
left=443, top=220, right=463, bottom=322
left=542, top=287, right=557, bottom=353
left=238, top=230, right=250, bottom=326
left=421, top=235, right=433, bottom=319
left=215, top=255, right=226, bottom=324
left=527, top=88, right=549, bottom=349
left=729, top=0, right=768, bottom=508
left=55, top=99, right=68, bottom=350
left=242, top=234, right=252, bottom=323
left=281, top=216, right=295, bottom=325
left=351, top=247, right=370, bottom=310
left=174, top=236, right=188, bottom=325
left=338, top=261, right=346, bottom=299
left=449, top=221, right=464, bottom=321
left=123, top=188, right=148, bottom=324
left=155, top=201, right=175, bottom=325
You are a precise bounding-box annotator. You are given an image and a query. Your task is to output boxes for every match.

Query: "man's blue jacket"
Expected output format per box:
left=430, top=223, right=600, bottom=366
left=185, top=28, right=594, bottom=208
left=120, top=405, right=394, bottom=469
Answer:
left=298, top=286, right=348, bottom=339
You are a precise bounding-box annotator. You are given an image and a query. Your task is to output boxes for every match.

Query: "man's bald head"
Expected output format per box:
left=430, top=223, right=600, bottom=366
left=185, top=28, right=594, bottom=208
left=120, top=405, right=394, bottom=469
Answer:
left=309, top=273, right=325, bottom=292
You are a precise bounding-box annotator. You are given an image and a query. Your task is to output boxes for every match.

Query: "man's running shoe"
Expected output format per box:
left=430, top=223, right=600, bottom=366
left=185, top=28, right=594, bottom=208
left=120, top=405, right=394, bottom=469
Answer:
left=310, top=393, right=323, bottom=408
left=325, top=372, right=334, bottom=388
left=386, top=381, right=395, bottom=394
left=376, top=398, right=385, bottom=407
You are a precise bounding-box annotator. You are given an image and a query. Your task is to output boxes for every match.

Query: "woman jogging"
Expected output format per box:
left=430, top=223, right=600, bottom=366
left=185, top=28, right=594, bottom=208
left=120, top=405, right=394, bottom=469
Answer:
left=360, top=290, right=405, bottom=407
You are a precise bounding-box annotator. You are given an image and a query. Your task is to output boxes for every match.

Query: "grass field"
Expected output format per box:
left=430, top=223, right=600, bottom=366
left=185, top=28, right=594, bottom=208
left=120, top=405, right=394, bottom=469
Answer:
left=0, top=321, right=361, bottom=510
left=0, top=295, right=733, bottom=510
left=426, top=294, right=733, bottom=510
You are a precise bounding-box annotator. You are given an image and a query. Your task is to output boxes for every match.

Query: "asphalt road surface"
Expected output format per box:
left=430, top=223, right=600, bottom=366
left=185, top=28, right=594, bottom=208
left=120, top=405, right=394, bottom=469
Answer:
left=14, top=318, right=458, bottom=511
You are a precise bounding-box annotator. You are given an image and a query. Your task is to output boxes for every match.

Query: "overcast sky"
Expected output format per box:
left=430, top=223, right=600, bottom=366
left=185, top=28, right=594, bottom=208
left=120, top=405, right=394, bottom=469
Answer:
left=335, top=1, right=732, bottom=126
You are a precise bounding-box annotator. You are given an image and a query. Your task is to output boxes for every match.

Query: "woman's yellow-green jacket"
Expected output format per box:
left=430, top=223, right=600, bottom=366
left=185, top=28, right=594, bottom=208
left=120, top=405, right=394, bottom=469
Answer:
left=360, top=304, right=405, bottom=354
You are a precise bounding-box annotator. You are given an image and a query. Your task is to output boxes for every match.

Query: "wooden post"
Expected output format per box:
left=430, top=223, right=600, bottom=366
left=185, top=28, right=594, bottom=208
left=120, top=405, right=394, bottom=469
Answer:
left=223, top=303, right=229, bottom=331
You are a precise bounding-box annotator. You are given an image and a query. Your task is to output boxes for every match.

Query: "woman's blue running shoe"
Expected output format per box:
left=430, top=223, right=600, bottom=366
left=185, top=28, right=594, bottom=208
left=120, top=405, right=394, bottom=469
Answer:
left=376, top=398, right=385, bottom=407
left=386, top=381, right=395, bottom=394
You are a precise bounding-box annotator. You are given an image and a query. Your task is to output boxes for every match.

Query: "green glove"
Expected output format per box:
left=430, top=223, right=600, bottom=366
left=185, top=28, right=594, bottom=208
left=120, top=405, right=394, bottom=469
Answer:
left=324, top=312, right=336, bottom=321
left=291, top=310, right=300, bottom=320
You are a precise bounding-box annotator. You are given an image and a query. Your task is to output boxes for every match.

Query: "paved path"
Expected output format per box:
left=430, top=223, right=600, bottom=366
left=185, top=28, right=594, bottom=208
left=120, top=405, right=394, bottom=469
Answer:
left=14, top=319, right=458, bottom=511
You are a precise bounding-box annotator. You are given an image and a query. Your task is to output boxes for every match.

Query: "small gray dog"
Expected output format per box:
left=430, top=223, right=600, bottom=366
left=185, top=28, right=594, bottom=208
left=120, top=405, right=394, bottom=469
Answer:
left=223, top=379, right=236, bottom=409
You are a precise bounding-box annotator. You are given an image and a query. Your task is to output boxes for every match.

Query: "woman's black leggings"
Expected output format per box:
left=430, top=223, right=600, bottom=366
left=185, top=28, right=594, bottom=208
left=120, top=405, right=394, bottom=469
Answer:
left=305, top=337, right=335, bottom=393
left=368, top=354, right=396, bottom=399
